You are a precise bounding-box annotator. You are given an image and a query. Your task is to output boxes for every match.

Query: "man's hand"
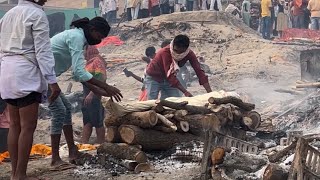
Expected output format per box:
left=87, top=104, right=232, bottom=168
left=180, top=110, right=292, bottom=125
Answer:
left=102, top=84, right=123, bottom=102
left=48, top=83, right=61, bottom=104
left=84, top=92, right=94, bottom=106
left=184, top=91, right=193, bottom=97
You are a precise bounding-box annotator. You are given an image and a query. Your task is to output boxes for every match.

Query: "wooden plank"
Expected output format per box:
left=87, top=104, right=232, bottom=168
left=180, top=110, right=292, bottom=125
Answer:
left=200, top=130, right=214, bottom=180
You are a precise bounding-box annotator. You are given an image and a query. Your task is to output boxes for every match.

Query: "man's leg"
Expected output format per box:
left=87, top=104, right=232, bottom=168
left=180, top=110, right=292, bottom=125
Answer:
left=7, top=104, right=20, bottom=179
left=262, top=17, right=266, bottom=39
left=49, top=95, right=66, bottom=166
left=161, top=81, right=181, bottom=99
left=81, top=123, right=92, bottom=144
left=311, top=17, right=317, bottom=30
left=145, top=76, right=161, bottom=100
left=265, top=16, right=271, bottom=39
left=59, top=94, right=78, bottom=160
left=14, top=103, right=39, bottom=179
left=95, top=127, right=105, bottom=144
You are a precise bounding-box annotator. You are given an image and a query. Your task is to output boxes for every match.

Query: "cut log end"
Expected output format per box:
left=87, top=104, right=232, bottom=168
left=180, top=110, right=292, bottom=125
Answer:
left=243, top=111, right=261, bottom=131
left=135, top=152, right=148, bottom=163
left=120, top=126, right=136, bottom=144
left=134, top=163, right=153, bottom=174
left=148, top=111, right=158, bottom=126
left=211, top=147, right=226, bottom=166
left=105, top=126, right=120, bottom=143
left=263, top=163, right=288, bottom=180
left=179, top=121, right=190, bottom=132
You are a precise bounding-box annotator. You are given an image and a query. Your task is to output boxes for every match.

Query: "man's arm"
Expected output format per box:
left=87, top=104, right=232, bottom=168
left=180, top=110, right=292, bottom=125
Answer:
left=67, top=36, right=122, bottom=101
left=188, top=51, right=212, bottom=93
left=32, top=12, right=61, bottom=103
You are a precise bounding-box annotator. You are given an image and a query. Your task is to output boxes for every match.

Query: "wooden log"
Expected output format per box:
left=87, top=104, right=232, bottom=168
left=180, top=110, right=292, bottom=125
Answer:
left=263, top=163, right=289, bottom=180
left=296, top=82, right=320, bottom=88
left=288, top=138, right=308, bottom=180
left=268, top=141, right=297, bottom=163
left=178, top=114, right=221, bottom=136
left=105, top=126, right=121, bottom=143
left=97, top=143, right=148, bottom=163
left=200, top=130, right=214, bottom=180
left=153, top=126, right=176, bottom=133
left=105, top=110, right=158, bottom=128
left=158, top=100, right=212, bottom=114
left=134, top=163, right=153, bottom=174
left=108, top=157, right=138, bottom=171
left=119, top=125, right=198, bottom=151
left=208, top=96, right=255, bottom=111
left=174, top=110, right=188, bottom=118
left=152, top=104, right=165, bottom=113
left=242, top=111, right=261, bottom=131
left=211, top=168, right=224, bottom=180
left=157, top=113, right=177, bottom=131
left=211, top=147, right=226, bottom=166
left=179, top=121, right=189, bottom=132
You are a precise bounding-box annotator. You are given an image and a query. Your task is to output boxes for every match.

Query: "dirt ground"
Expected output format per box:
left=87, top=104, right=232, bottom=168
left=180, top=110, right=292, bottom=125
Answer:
left=0, top=11, right=311, bottom=180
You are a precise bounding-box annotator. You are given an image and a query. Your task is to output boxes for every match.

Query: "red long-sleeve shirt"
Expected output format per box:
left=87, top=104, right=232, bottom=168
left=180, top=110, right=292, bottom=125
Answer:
left=146, top=46, right=208, bottom=88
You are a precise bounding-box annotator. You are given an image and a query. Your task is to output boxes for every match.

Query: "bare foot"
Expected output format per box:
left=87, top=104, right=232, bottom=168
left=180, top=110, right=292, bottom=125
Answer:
left=51, top=159, right=67, bottom=167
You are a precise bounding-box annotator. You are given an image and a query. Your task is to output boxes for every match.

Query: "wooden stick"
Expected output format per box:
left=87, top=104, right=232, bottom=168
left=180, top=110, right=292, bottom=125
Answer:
left=208, top=96, right=255, bottom=111
left=157, top=113, right=177, bottom=131
left=296, top=82, right=320, bottom=88
left=268, top=141, right=297, bottom=163
left=159, top=100, right=212, bottom=114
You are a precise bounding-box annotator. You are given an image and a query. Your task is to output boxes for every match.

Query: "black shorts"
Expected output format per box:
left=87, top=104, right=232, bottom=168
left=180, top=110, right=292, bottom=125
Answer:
left=5, top=92, right=42, bottom=108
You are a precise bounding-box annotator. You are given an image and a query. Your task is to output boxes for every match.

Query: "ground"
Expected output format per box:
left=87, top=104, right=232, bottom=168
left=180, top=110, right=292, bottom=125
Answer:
left=0, top=11, right=312, bottom=180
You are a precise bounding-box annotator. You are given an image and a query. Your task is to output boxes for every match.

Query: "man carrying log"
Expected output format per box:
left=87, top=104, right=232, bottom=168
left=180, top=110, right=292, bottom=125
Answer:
left=145, top=34, right=212, bottom=99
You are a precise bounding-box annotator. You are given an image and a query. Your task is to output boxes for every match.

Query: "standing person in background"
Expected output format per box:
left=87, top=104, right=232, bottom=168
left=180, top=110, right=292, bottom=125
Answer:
left=0, top=0, right=61, bottom=179
left=201, top=0, right=211, bottom=10
left=99, top=0, right=107, bottom=19
left=49, top=17, right=122, bottom=170
left=291, top=0, right=304, bottom=28
left=81, top=46, right=107, bottom=144
left=150, top=0, right=161, bottom=16
left=125, top=0, right=133, bottom=21
left=308, top=0, right=320, bottom=30
left=242, top=0, right=251, bottom=26
left=169, top=0, right=175, bottom=13
left=139, top=0, right=150, bottom=18
left=160, top=0, right=170, bottom=14
left=276, top=0, right=288, bottom=37
left=105, top=0, right=118, bottom=23
left=127, top=0, right=141, bottom=20
left=261, top=0, right=273, bottom=39
left=210, top=0, right=222, bottom=11
left=186, top=0, right=194, bottom=11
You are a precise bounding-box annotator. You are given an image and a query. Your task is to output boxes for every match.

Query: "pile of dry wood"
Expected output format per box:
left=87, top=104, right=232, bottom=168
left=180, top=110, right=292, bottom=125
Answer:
left=97, top=92, right=261, bottom=172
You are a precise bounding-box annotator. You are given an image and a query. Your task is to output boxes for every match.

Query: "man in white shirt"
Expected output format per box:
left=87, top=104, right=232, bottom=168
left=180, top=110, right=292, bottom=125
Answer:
left=105, top=0, right=118, bottom=23
left=99, top=0, right=107, bottom=19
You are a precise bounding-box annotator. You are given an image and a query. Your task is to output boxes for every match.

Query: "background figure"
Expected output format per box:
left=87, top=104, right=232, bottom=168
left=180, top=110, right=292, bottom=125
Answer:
left=201, top=0, right=211, bottom=10
left=169, top=0, right=175, bottom=13
left=210, top=0, right=222, bottom=11
left=186, top=0, right=194, bottom=11
left=291, top=0, right=304, bottom=28
left=81, top=46, right=107, bottom=144
left=242, top=0, right=251, bottom=26
left=308, top=0, right=320, bottom=30
left=105, top=0, right=118, bottom=23
left=276, top=0, right=288, bottom=37
left=261, top=0, right=272, bottom=39
left=160, top=0, right=170, bottom=14
left=125, top=0, right=133, bottom=21
left=150, top=0, right=161, bottom=16
left=139, top=0, right=150, bottom=18
left=99, top=0, right=107, bottom=19
left=176, top=0, right=186, bottom=12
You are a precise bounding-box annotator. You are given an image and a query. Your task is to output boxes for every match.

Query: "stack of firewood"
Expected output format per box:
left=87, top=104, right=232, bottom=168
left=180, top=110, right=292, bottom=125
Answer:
left=97, top=93, right=261, bottom=172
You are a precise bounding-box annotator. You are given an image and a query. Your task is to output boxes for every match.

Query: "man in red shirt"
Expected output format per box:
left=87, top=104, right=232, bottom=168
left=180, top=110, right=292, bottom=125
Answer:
left=145, top=35, right=212, bottom=100
left=291, top=0, right=305, bottom=28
